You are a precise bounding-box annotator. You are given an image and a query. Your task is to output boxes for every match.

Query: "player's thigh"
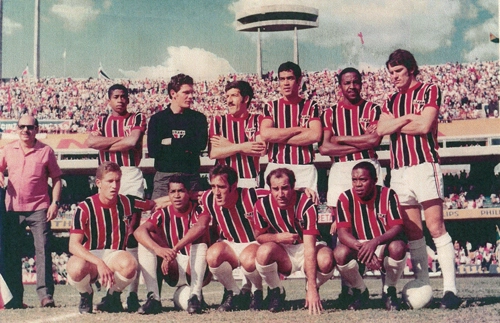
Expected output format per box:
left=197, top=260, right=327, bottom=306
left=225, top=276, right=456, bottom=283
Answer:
left=206, top=241, right=239, bottom=268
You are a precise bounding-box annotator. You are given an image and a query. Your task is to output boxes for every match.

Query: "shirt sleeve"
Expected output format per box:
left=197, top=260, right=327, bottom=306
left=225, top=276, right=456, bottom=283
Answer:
left=47, top=147, right=63, bottom=179
left=386, top=189, right=404, bottom=227
left=424, top=84, right=441, bottom=110
left=70, top=202, right=88, bottom=234
left=336, top=192, right=353, bottom=230
left=253, top=199, right=269, bottom=234
left=131, top=112, right=146, bottom=132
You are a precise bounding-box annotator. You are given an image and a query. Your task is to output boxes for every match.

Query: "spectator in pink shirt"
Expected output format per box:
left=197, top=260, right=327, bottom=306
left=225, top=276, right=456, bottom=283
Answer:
left=0, top=115, right=62, bottom=309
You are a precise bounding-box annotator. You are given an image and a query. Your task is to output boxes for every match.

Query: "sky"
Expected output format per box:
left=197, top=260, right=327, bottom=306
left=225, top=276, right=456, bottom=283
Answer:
left=1, top=0, right=498, bottom=81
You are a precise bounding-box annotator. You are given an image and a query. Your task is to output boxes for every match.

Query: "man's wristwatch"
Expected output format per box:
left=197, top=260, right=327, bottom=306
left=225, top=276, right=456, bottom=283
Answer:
left=53, top=201, right=61, bottom=207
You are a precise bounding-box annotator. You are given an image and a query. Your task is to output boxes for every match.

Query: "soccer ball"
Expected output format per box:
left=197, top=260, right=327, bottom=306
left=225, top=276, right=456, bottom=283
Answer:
left=173, top=285, right=190, bottom=310
left=402, top=280, right=433, bottom=309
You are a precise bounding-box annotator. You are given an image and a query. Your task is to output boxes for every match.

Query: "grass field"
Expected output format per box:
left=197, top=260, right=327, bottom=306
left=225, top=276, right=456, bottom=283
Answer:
left=1, top=276, right=500, bottom=323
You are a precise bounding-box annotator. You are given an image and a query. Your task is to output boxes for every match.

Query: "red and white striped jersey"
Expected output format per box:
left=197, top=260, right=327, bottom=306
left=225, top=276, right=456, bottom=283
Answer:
left=198, top=187, right=269, bottom=243
left=91, top=112, right=146, bottom=167
left=322, top=100, right=381, bottom=162
left=209, top=113, right=263, bottom=179
left=263, top=98, right=320, bottom=165
left=254, top=191, right=319, bottom=241
left=71, top=194, right=152, bottom=250
left=336, top=186, right=403, bottom=240
left=146, top=202, right=197, bottom=256
left=382, top=82, right=441, bottom=169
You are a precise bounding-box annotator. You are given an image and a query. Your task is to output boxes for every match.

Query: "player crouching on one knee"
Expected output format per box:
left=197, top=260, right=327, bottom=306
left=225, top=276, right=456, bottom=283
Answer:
left=66, top=162, right=158, bottom=314
left=133, top=174, right=212, bottom=315
left=333, top=161, right=407, bottom=311
left=253, top=168, right=335, bottom=314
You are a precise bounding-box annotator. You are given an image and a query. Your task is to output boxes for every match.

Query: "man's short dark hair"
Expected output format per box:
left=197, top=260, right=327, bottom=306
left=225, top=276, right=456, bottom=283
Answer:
left=108, top=84, right=129, bottom=99
left=337, top=67, right=362, bottom=84
left=168, top=174, right=192, bottom=192
left=209, top=164, right=238, bottom=187
left=352, top=161, right=377, bottom=181
left=278, top=61, right=302, bottom=80
left=96, top=161, right=122, bottom=180
left=386, top=49, right=419, bottom=76
left=225, top=80, right=254, bottom=107
left=266, top=168, right=296, bottom=189
left=168, top=73, right=194, bottom=99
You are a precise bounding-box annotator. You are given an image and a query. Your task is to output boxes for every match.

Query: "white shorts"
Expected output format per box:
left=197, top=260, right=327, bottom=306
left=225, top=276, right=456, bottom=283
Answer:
left=238, top=177, right=258, bottom=188
left=119, top=166, right=145, bottom=198
left=327, top=159, right=382, bottom=207
left=223, top=240, right=259, bottom=265
left=90, top=249, right=129, bottom=266
left=264, top=162, right=317, bottom=192
left=282, top=241, right=327, bottom=274
left=391, top=163, right=444, bottom=206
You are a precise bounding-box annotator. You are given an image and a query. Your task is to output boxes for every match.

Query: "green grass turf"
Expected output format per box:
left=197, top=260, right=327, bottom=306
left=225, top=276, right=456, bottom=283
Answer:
left=1, top=276, right=500, bottom=323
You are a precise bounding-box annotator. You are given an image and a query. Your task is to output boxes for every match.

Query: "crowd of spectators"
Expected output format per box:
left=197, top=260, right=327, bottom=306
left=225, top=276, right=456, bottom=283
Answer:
left=454, top=240, right=498, bottom=273
left=0, top=60, right=497, bottom=133
left=22, top=252, right=69, bottom=285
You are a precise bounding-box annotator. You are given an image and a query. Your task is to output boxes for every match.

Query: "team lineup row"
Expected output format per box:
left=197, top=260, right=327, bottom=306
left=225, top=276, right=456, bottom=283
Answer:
left=0, top=48, right=461, bottom=314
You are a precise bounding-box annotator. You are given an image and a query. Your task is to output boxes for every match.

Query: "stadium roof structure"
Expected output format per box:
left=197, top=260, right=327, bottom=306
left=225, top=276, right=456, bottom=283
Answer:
left=235, top=5, right=319, bottom=76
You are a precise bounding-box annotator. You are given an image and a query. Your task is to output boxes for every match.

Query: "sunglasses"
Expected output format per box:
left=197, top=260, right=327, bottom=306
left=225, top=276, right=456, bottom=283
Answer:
left=18, top=125, right=36, bottom=130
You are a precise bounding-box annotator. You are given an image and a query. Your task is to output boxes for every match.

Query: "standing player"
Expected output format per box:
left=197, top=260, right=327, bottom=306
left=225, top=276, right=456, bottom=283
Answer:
left=133, top=175, right=210, bottom=315
left=377, top=49, right=461, bottom=309
left=260, top=61, right=322, bottom=191
left=209, top=80, right=266, bottom=188
left=196, top=165, right=269, bottom=311
left=147, top=73, right=208, bottom=199
left=334, top=162, right=406, bottom=311
left=85, top=84, right=148, bottom=311
left=66, top=162, right=155, bottom=314
left=319, top=67, right=383, bottom=222
left=254, top=168, right=334, bottom=314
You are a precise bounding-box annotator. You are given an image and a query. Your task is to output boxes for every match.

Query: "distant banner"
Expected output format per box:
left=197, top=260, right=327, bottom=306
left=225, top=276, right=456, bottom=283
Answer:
left=51, top=219, right=72, bottom=230
left=444, top=208, right=500, bottom=220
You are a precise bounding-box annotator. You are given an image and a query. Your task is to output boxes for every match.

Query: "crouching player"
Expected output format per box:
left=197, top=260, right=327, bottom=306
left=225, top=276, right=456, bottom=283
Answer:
left=66, top=162, right=156, bottom=314
left=254, top=168, right=335, bottom=314
left=334, top=162, right=406, bottom=311
left=133, top=174, right=211, bottom=315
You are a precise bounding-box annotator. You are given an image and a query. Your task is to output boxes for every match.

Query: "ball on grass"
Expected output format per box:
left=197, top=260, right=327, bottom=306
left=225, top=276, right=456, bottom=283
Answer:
left=402, top=280, right=433, bottom=309
left=173, top=285, right=190, bottom=310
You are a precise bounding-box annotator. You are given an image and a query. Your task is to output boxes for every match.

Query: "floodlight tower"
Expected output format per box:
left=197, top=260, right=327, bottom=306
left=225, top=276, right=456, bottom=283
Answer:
left=236, top=5, right=319, bottom=77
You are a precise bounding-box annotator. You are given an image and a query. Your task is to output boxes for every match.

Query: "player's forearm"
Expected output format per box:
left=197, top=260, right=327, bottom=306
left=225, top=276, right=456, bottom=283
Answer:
left=134, top=227, right=163, bottom=254
left=373, top=225, right=403, bottom=246
left=85, top=135, right=121, bottom=150
left=319, top=140, right=360, bottom=157
left=303, top=235, right=318, bottom=290
left=287, top=128, right=321, bottom=146
left=209, top=143, right=242, bottom=159
left=260, top=126, right=302, bottom=143
left=338, top=228, right=361, bottom=250
left=337, top=133, right=382, bottom=150
left=376, top=115, right=411, bottom=136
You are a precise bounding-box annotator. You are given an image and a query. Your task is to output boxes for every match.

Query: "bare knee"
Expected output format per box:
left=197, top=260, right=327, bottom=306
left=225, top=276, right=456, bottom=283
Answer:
left=333, top=245, right=354, bottom=266
left=317, top=246, right=335, bottom=272
left=255, top=242, right=279, bottom=265
left=206, top=242, right=226, bottom=267
left=240, top=245, right=258, bottom=271
left=387, top=240, right=407, bottom=260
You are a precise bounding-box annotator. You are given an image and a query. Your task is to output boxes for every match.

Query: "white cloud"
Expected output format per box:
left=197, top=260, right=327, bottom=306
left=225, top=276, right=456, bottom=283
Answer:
left=119, top=46, right=236, bottom=81
left=229, top=0, right=463, bottom=66
left=51, top=0, right=100, bottom=31
left=463, top=17, right=499, bottom=61
left=3, top=17, right=22, bottom=35
left=477, top=0, right=498, bottom=14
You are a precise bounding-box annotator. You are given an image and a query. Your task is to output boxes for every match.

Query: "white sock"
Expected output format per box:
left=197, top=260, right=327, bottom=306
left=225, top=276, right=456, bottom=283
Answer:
left=255, top=262, right=283, bottom=292
left=383, top=256, right=406, bottom=290
left=126, top=247, right=139, bottom=294
left=337, top=260, right=366, bottom=291
left=189, top=243, right=207, bottom=298
left=316, top=270, right=334, bottom=288
left=408, top=238, right=430, bottom=284
left=139, top=244, right=160, bottom=299
left=68, top=273, right=93, bottom=294
left=433, top=233, right=457, bottom=295
left=240, top=267, right=263, bottom=291
left=110, top=271, right=136, bottom=293
left=209, top=262, right=240, bottom=294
